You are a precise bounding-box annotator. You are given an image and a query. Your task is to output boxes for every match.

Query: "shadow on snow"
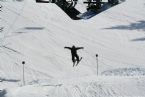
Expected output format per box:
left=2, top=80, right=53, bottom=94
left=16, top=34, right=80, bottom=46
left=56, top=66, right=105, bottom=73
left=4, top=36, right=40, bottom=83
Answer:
left=24, top=27, right=45, bottom=30
left=104, top=20, right=145, bottom=41
left=104, top=20, right=145, bottom=31
left=131, top=37, right=145, bottom=41
left=0, top=77, right=20, bottom=83
left=0, top=89, right=7, bottom=97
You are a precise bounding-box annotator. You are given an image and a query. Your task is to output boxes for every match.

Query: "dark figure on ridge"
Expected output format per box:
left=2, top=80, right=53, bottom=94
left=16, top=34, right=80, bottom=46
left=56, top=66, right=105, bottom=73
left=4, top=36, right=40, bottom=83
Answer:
left=64, top=45, right=84, bottom=67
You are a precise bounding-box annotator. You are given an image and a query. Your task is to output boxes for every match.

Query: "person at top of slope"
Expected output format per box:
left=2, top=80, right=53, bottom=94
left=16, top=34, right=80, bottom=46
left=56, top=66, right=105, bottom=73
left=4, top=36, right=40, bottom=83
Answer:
left=64, top=45, right=84, bottom=67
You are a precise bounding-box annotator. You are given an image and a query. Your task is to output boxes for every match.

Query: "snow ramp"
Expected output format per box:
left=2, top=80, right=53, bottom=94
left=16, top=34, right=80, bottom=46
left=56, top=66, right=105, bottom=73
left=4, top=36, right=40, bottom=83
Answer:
left=1, top=0, right=145, bottom=96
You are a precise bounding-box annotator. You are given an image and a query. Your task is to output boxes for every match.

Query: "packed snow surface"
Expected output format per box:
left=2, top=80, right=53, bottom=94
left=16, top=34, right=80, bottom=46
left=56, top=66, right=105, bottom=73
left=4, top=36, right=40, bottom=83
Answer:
left=1, top=0, right=145, bottom=97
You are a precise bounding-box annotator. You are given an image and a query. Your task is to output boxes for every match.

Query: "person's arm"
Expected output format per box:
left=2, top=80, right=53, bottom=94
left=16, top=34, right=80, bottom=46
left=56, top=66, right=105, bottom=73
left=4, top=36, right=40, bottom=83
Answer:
left=76, top=47, right=84, bottom=50
left=36, top=0, right=49, bottom=3
left=64, top=47, right=71, bottom=49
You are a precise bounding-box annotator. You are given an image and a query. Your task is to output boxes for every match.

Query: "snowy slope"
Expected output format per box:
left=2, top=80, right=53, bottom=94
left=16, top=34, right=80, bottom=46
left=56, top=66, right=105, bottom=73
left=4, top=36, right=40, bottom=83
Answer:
left=1, top=0, right=145, bottom=96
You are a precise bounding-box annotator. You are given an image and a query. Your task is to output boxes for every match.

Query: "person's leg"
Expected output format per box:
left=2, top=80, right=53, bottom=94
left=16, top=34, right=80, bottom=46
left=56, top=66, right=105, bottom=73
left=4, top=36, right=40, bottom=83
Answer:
left=72, top=56, right=76, bottom=67
left=75, top=54, right=80, bottom=64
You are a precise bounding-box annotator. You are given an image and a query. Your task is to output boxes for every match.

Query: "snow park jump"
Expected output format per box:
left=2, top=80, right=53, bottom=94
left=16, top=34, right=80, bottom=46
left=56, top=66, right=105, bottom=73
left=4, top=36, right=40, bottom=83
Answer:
left=36, top=0, right=125, bottom=20
left=1, top=0, right=145, bottom=97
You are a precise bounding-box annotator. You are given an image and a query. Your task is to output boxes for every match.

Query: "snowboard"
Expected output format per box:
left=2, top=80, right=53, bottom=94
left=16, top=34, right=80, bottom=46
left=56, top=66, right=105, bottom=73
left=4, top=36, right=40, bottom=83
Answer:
left=75, top=57, right=82, bottom=66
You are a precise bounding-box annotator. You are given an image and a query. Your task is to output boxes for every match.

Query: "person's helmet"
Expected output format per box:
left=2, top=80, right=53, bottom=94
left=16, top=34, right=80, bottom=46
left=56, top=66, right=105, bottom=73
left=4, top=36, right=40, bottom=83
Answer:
left=72, top=45, right=75, bottom=48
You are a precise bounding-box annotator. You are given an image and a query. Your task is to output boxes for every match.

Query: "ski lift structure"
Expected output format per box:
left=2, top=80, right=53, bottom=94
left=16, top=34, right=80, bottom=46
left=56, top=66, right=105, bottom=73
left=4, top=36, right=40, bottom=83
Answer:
left=36, top=0, right=124, bottom=20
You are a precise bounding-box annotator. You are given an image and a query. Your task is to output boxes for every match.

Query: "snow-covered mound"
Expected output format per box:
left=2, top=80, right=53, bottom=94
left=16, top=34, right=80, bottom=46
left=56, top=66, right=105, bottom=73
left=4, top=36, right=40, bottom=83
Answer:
left=5, top=76, right=145, bottom=97
left=1, top=0, right=145, bottom=96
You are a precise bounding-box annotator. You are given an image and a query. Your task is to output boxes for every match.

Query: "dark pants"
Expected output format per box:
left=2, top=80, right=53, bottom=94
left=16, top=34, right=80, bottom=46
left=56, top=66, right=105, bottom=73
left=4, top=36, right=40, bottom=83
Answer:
left=72, top=54, right=79, bottom=63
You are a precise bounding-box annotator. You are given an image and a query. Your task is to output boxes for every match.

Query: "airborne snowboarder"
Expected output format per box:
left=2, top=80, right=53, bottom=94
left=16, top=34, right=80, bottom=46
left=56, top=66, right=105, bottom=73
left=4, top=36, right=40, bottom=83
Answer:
left=64, top=45, right=84, bottom=67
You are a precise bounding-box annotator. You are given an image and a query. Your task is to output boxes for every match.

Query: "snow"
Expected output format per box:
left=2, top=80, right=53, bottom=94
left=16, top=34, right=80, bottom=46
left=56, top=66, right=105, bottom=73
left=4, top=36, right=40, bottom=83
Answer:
left=1, top=0, right=145, bottom=97
left=4, top=76, right=145, bottom=97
